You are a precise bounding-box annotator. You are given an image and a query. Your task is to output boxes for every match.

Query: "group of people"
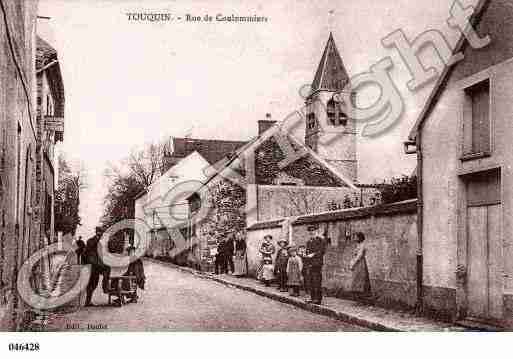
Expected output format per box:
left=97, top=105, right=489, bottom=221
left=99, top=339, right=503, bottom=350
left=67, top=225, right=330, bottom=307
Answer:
left=214, top=233, right=247, bottom=276
left=257, top=225, right=370, bottom=305
left=75, top=227, right=146, bottom=307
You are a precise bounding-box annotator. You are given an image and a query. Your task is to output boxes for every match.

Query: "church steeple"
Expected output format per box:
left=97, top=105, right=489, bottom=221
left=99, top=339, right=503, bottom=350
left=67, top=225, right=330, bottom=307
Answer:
left=305, top=33, right=357, bottom=183
left=311, top=32, right=349, bottom=93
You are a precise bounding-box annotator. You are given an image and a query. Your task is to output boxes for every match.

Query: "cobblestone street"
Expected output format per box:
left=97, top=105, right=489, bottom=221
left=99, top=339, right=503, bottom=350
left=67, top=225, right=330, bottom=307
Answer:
left=43, top=260, right=367, bottom=331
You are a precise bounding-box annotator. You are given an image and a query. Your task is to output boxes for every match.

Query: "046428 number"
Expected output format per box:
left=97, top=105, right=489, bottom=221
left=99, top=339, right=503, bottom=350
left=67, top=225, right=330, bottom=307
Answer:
left=8, top=343, right=40, bottom=351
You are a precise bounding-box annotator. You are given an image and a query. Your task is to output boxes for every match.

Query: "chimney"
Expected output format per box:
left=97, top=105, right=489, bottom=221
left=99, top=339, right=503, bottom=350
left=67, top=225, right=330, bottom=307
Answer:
left=258, top=113, right=276, bottom=135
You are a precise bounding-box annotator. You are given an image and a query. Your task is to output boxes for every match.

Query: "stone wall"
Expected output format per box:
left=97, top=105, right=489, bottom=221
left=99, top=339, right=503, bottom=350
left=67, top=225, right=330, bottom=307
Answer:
left=246, top=200, right=418, bottom=310
left=257, top=185, right=380, bottom=221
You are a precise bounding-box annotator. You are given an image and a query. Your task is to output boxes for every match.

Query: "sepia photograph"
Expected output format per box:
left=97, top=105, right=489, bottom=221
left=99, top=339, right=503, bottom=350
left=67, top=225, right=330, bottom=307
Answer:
left=0, top=0, right=512, bottom=351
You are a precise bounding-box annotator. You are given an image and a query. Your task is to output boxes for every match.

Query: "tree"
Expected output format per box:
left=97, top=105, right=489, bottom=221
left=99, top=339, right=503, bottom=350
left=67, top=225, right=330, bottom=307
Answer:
left=100, top=164, right=145, bottom=230
left=100, top=141, right=165, bottom=249
left=378, top=174, right=417, bottom=204
left=54, top=154, right=87, bottom=236
left=126, top=142, right=164, bottom=189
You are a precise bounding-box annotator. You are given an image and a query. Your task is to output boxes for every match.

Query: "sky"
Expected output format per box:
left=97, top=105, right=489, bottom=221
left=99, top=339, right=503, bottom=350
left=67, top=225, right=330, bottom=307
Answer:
left=36, top=0, right=477, bottom=238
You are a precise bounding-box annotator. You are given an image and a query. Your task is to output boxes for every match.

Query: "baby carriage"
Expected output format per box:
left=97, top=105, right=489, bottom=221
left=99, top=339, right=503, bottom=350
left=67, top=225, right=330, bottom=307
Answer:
left=105, top=254, right=145, bottom=307
left=105, top=274, right=138, bottom=307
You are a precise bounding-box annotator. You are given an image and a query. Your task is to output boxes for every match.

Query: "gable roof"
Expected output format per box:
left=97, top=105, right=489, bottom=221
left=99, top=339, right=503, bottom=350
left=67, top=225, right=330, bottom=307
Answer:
left=168, top=137, right=248, bottom=165
left=36, top=36, right=57, bottom=71
left=310, top=32, right=350, bottom=94
left=408, top=0, right=490, bottom=140
left=202, top=122, right=358, bottom=190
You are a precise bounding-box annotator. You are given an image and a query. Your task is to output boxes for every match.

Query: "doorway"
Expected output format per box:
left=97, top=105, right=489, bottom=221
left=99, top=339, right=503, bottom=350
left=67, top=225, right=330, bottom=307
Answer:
left=465, top=169, right=503, bottom=322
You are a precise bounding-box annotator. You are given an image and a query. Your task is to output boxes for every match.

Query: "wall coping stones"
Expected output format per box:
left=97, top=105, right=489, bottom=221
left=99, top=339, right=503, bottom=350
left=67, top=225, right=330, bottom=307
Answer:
left=292, top=199, right=418, bottom=226
left=245, top=199, right=417, bottom=231
left=246, top=219, right=285, bottom=231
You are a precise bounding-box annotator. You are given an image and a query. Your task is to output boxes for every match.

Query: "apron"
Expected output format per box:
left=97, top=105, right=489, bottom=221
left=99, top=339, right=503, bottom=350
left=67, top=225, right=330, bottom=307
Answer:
left=233, top=250, right=247, bottom=276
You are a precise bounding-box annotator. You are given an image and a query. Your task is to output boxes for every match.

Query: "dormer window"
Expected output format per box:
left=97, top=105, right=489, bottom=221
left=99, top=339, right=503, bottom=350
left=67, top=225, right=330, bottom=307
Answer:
left=327, top=99, right=347, bottom=126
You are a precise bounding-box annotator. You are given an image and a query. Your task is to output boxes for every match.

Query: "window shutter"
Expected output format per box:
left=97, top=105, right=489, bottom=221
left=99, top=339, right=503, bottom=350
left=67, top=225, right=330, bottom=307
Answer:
left=469, top=80, right=490, bottom=154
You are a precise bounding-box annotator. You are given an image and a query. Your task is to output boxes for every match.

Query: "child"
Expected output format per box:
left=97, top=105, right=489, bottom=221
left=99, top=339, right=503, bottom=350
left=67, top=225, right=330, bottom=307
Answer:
left=274, top=240, right=289, bottom=292
left=287, top=246, right=303, bottom=297
left=297, top=245, right=309, bottom=294
left=261, top=258, right=274, bottom=287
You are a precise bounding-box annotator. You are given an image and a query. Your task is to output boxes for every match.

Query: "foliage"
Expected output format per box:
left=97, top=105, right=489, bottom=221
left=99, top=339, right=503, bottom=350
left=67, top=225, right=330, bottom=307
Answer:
left=54, top=154, right=87, bottom=236
left=126, top=142, right=165, bottom=189
left=378, top=175, right=417, bottom=204
left=100, top=141, right=165, bottom=232
left=199, top=179, right=246, bottom=242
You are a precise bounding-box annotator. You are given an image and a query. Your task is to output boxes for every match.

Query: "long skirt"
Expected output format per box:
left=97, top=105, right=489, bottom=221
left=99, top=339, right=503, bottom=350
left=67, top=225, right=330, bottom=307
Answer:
left=351, top=258, right=371, bottom=294
left=233, top=250, right=247, bottom=276
left=262, top=264, right=275, bottom=281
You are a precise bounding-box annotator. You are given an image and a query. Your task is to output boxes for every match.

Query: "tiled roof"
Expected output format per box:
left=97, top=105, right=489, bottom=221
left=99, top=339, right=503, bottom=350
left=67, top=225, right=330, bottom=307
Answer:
left=170, top=137, right=248, bottom=165
left=311, top=32, right=349, bottom=93
left=36, top=36, right=57, bottom=71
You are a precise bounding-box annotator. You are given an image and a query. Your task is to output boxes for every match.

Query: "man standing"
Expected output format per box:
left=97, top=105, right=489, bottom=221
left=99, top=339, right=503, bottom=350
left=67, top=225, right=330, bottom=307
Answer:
left=84, top=227, right=106, bottom=307
left=75, top=236, right=86, bottom=265
left=225, top=234, right=235, bottom=274
left=305, top=224, right=327, bottom=305
left=214, top=238, right=226, bottom=275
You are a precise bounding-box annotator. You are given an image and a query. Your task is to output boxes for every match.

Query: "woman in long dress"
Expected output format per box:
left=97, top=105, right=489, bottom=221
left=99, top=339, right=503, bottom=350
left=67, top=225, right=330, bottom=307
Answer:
left=233, top=233, right=247, bottom=276
left=350, top=232, right=371, bottom=298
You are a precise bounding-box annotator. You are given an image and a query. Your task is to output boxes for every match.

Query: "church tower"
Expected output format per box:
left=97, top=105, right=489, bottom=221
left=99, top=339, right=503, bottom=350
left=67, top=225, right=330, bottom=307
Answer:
left=305, top=33, right=357, bottom=183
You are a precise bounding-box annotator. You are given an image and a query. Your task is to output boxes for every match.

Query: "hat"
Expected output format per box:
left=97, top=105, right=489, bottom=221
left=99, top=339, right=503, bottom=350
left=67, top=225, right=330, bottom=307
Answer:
left=263, top=234, right=273, bottom=240
left=277, top=239, right=289, bottom=247
left=287, top=245, right=297, bottom=253
left=307, top=224, right=319, bottom=232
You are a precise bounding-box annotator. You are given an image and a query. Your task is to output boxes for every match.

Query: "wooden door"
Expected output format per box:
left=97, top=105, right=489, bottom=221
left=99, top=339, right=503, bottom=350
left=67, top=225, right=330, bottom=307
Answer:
left=466, top=169, right=502, bottom=322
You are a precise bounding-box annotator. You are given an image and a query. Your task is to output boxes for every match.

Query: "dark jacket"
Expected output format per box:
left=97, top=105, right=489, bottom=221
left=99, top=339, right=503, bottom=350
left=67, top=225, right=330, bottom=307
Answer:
left=275, top=248, right=289, bottom=272
left=235, top=239, right=246, bottom=252
left=306, top=236, right=326, bottom=269
left=84, top=235, right=106, bottom=271
left=75, top=239, right=86, bottom=264
left=225, top=238, right=235, bottom=256
left=216, top=241, right=227, bottom=258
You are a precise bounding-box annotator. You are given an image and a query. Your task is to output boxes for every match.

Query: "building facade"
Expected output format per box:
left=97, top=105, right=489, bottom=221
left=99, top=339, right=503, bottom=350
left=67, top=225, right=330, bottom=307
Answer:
left=407, top=0, right=513, bottom=327
left=135, top=138, right=247, bottom=263
left=34, top=36, right=64, bottom=249
left=0, top=0, right=40, bottom=331
left=188, top=120, right=365, bottom=271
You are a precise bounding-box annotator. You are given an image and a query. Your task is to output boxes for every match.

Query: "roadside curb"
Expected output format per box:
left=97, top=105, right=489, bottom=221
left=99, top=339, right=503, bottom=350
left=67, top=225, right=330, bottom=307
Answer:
left=145, top=258, right=397, bottom=331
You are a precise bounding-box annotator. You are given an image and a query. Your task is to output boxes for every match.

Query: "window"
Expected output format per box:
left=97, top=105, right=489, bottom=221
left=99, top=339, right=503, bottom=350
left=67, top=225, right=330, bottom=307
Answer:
left=327, top=99, right=348, bottom=126
left=327, top=99, right=336, bottom=125
left=307, top=113, right=316, bottom=130
left=463, top=79, right=490, bottom=159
